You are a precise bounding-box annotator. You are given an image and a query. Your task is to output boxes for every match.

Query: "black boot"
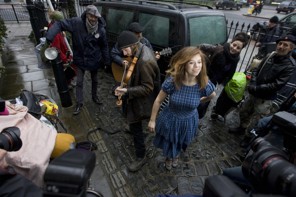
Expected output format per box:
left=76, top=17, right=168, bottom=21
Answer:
left=127, top=156, right=148, bottom=172
left=73, top=103, right=83, bottom=115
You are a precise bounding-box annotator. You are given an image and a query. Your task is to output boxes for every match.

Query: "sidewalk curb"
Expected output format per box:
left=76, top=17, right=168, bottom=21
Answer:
left=242, top=14, right=269, bottom=20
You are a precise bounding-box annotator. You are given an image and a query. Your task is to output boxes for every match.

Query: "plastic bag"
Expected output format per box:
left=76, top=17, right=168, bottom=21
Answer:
left=224, top=72, right=247, bottom=103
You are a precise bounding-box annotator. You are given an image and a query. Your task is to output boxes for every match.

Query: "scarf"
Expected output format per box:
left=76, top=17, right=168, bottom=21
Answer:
left=86, top=18, right=98, bottom=35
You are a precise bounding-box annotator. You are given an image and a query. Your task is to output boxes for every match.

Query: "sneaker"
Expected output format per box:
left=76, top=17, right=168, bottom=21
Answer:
left=165, top=158, right=172, bottom=170
left=73, top=103, right=83, bottom=115
left=127, top=156, right=148, bottom=172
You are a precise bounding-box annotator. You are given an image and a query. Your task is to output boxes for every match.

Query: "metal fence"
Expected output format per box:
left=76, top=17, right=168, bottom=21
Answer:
left=0, top=3, right=30, bottom=22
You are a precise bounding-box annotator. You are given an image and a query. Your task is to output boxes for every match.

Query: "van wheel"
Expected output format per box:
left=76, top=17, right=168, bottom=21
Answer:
left=216, top=6, right=219, bottom=9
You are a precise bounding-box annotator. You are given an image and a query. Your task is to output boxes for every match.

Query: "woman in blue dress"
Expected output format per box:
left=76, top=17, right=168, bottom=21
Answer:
left=148, top=47, right=216, bottom=170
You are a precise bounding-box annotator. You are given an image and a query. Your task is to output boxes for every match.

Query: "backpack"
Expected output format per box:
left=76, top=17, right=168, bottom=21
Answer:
left=224, top=72, right=247, bottom=103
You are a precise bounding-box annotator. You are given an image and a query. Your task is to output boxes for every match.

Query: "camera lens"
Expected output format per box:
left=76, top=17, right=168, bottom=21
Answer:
left=242, top=137, right=293, bottom=194
left=250, top=137, right=271, bottom=152
left=0, top=127, right=22, bottom=151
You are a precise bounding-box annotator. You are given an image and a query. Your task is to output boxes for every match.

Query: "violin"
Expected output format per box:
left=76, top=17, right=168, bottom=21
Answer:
left=116, top=56, right=138, bottom=106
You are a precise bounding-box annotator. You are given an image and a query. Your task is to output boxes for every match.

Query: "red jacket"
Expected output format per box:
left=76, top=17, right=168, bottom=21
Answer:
left=48, top=22, right=72, bottom=63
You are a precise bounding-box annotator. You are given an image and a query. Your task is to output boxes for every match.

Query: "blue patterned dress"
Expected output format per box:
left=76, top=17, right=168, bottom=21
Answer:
left=154, top=76, right=215, bottom=158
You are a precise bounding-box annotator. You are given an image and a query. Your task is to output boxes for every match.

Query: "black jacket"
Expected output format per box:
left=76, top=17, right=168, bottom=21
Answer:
left=46, top=12, right=110, bottom=71
left=199, top=43, right=240, bottom=85
left=249, top=52, right=296, bottom=100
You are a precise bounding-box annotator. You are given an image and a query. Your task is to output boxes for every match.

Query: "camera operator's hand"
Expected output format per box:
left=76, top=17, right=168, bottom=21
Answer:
left=0, top=149, right=10, bottom=175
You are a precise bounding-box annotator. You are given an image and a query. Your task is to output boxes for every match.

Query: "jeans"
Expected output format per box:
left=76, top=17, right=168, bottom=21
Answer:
left=239, top=94, right=273, bottom=131
left=222, top=166, right=253, bottom=191
left=76, top=67, right=98, bottom=104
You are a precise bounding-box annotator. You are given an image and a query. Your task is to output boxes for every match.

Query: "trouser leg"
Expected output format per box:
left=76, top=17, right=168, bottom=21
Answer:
left=215, top=88, right=238, bottom=117
left=90, top=70, right=98, bottom=98
left=75, top=67, right=85, bottom=104
left=239, top=94, right=256, bottom=129
left=198, top=101, right=210, bottom=119
left=129, top=121, right=146, bottom=158
left=246, top=98, right=273, bottom=132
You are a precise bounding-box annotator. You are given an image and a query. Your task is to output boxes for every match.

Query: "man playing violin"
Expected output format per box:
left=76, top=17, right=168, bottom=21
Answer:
left=114, top=30, right=160, bottom=172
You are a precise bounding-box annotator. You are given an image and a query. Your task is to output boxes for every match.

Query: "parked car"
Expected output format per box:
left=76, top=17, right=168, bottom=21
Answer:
left=276, top=1, right=296, bottom=14
left=94, top=0, right=228, bottom=80
left=215, top=0, right=240, bottom=10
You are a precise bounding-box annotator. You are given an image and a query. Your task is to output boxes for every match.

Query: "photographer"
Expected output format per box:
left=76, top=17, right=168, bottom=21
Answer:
left=254, top=16, right=282, bottom=59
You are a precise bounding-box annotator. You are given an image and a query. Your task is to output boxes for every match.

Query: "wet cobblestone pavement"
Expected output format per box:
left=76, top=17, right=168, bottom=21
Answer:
left=0, top=22, right=246, bottom=197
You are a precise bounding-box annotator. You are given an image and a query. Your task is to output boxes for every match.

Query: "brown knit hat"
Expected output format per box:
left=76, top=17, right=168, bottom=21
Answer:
left=232, top=32, right=250, bottom=48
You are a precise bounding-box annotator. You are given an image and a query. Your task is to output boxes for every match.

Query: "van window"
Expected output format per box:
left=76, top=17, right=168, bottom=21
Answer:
left=189, top=16, right=227, bottom=45
left=139, top=13, right=170, bottom=47
left=106, top=9, right=134, bottom=34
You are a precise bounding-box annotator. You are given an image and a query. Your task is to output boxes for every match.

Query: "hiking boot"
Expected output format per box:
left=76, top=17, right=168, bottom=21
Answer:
left=228, top=126, right=245, bottom=135
left=127, top=156, right=148, bottom=172
left=73, top=103, right=83, bottom=115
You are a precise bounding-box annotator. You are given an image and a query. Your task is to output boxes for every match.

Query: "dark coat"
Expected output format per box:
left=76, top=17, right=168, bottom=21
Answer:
left=199, top=43, right=240, bottom=85
left=126, top=43, right=160, bottom=123
left=259, top=24, right=281, bottom=43
left=249, top=52, right=296, bottom=100
left=46, top=12, right=110, bottom=71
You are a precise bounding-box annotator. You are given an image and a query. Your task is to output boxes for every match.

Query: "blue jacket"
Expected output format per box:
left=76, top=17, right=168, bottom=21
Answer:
left=46, top=11, right=110, bottom=71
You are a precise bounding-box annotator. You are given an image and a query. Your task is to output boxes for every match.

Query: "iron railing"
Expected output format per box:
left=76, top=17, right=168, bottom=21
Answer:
left=0, top=3, right=30, bottom=22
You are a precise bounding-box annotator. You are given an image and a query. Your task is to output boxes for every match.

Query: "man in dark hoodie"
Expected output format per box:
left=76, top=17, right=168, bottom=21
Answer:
left=46, top=5, right=111, bottom=115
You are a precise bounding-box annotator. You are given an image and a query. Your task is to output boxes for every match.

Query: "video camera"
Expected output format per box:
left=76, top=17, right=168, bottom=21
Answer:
left=203, top=137, right=296, bottom=197
left=43, top=149, right=98, bottom=197
left=203, top=111, right=296, bottom=197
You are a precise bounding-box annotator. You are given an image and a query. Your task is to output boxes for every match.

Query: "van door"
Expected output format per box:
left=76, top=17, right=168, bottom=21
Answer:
left=137, top=11, right=180, bottom=78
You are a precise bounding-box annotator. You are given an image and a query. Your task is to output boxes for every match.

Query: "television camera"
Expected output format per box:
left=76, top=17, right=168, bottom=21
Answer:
left=203, top=111, right=296, bottom=197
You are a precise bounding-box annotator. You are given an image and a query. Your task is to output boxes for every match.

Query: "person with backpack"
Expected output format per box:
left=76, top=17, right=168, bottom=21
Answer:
left=197, top=32, right=250, bottom=119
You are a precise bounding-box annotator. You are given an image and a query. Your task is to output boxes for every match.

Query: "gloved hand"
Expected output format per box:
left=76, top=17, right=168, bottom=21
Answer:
left=248, top=84, right=257, bottom=94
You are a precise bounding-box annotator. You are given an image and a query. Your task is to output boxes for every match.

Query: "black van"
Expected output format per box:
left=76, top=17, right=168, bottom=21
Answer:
left=94, top=0, right=228, bottom=78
